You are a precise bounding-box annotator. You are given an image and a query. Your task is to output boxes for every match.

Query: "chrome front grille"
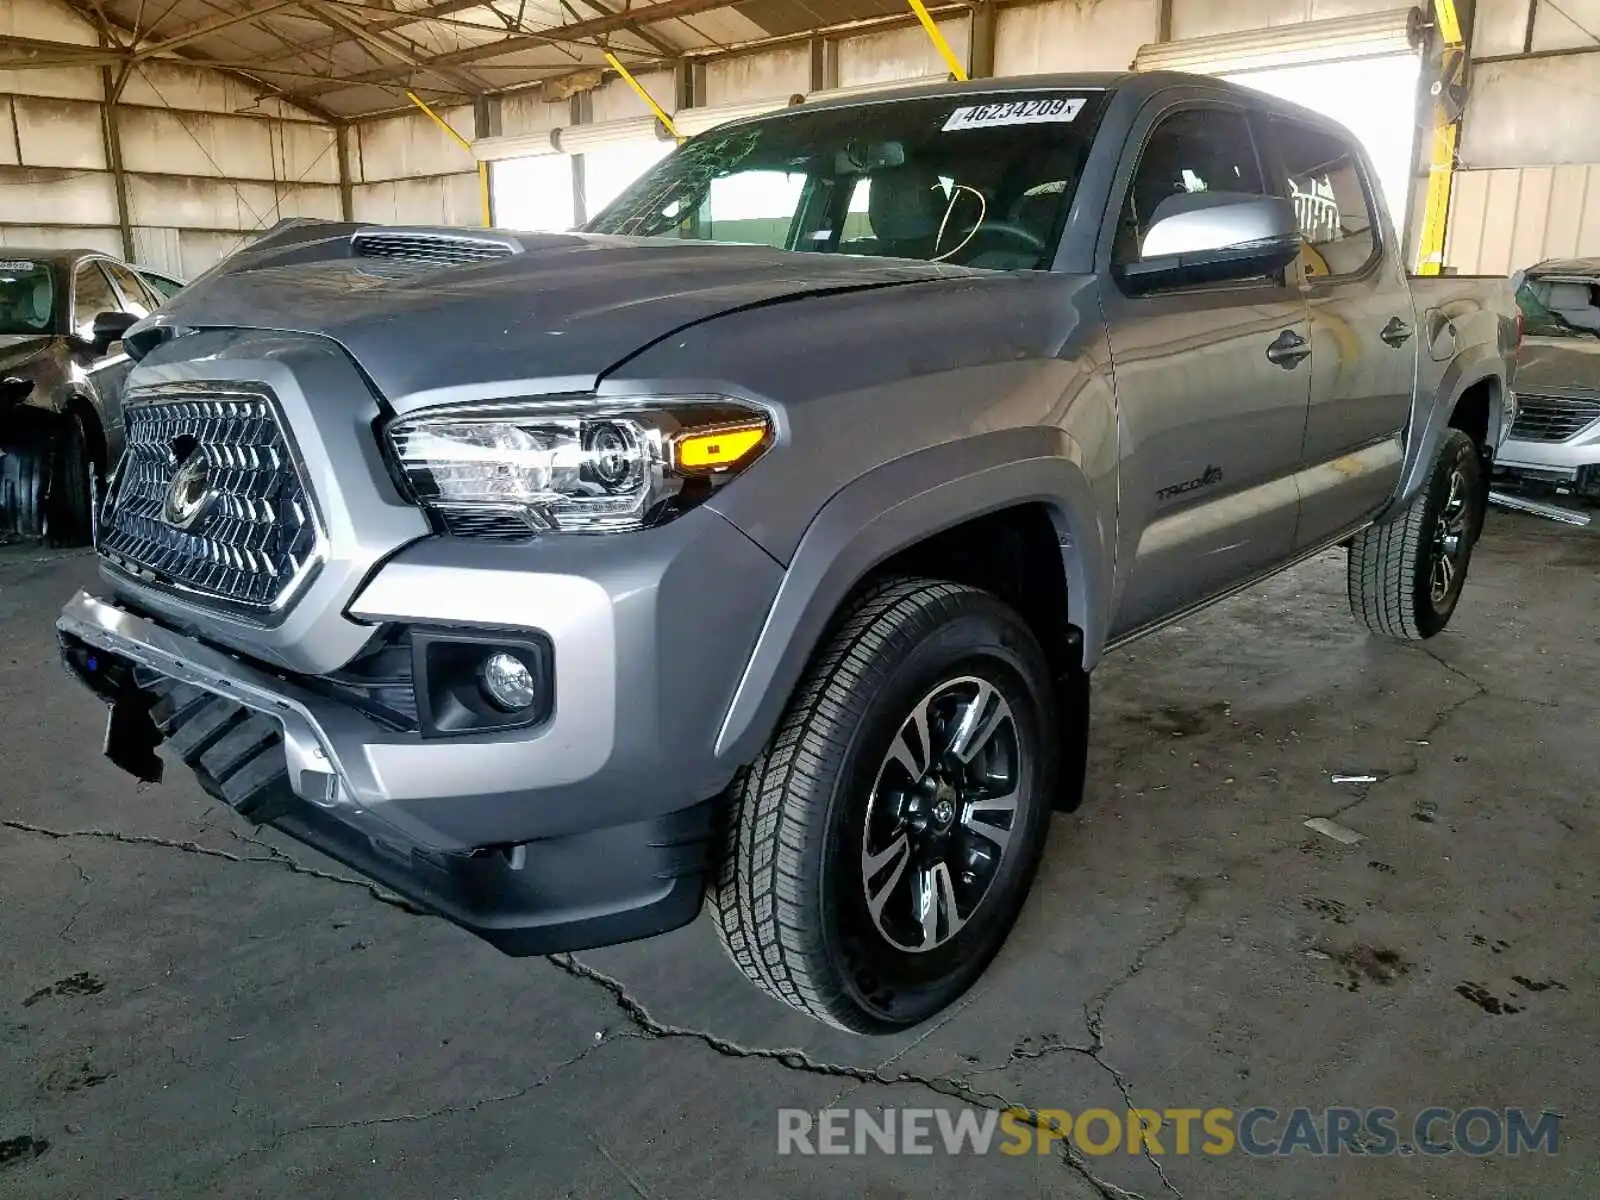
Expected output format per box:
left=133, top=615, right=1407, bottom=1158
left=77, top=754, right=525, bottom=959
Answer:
left=1509, top=395, right=1600, bottom=443
left=98, top=388, right=322, bottom=613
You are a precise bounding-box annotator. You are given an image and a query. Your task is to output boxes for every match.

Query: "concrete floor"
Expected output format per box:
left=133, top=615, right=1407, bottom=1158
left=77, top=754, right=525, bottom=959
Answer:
left=2, top=510, right=1596, bottom=1200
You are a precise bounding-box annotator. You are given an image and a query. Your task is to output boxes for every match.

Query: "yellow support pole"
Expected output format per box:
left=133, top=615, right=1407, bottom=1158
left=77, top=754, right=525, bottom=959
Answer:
left=908, top=0, right=967, bottom=82
left=405, top=89, right=492, bottom=227
left=603, top=51, right=682, bottom=142
left=1414, top=0, right=1464, bottom=275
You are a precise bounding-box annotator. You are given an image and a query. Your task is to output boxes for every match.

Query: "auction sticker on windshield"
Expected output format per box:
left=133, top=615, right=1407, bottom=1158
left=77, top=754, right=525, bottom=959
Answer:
left=943, top=97, right=1087, bottom=131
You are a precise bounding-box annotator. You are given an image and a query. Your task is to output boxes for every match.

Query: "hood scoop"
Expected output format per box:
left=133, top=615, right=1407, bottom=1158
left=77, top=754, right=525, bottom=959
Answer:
left=350, top=227, right=523, bottom=267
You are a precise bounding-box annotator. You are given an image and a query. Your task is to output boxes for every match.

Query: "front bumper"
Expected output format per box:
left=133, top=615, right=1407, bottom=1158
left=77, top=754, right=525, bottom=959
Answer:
left=57, top=597, right=718, bottom=954
left=55, top=506, right=784, bottom=955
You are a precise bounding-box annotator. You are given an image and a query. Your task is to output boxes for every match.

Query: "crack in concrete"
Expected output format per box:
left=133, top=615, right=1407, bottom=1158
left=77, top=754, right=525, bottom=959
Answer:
left=3, top=818, right=1191, bottom=1197
left=0, top=819, right=428, bottom=916
left=269, top=1037, right=616, bottom=1141
left=548, top=954, right=1166, bottom=1200
left=1324, top=650, right=1493, bottom=822
left=1073, top=884, right=1201, bottom=1199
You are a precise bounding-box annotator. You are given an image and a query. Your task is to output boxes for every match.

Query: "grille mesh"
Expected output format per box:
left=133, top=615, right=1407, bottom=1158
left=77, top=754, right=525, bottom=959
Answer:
left=99, top=392, right=321, bottom=611
left=351, top=232, right=515, bottom=266
left=1509, top=395, right=1600, bottom=444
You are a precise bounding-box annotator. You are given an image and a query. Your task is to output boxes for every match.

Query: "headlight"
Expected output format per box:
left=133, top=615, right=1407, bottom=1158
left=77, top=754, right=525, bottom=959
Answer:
left=386, top=398, right=772, bottom=535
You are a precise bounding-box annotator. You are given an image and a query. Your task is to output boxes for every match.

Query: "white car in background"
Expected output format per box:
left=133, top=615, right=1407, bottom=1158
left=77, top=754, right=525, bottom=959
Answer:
left=1500, top=260, right=1600, bottom=504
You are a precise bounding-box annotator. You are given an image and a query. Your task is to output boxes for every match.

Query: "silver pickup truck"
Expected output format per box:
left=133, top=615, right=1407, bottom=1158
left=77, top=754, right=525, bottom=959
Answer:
left=55, top=72, right=1516, bottom=1033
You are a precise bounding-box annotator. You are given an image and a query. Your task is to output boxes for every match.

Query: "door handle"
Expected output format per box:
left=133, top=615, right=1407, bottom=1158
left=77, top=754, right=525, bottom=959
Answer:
left=1381, top=317, right=1414, bottom=348
left=1266, top=329, right=1310, bottom=369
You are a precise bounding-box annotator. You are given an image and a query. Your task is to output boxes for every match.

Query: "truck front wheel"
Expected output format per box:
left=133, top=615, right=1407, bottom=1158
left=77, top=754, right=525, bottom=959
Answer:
left=710, top=578, right=1060, bottom=1033
left=1348, top=428, right=1484, bottom=640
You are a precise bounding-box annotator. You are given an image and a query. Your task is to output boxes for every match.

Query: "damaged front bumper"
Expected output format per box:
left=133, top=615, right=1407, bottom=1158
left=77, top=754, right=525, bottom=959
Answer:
left=55, top=590, right=717, bottom=955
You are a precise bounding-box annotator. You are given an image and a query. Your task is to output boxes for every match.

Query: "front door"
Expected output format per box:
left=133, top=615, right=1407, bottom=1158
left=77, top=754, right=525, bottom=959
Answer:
left=72, top=260, right=139, bottom=454
left=1263, top=116, right=1417, bottom=549
left=1101, top=102, right=1313, bottom=638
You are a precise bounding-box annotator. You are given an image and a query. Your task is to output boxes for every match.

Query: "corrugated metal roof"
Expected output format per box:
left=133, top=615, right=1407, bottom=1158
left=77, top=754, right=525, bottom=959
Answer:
left=40, top=0, right=913, bottom=119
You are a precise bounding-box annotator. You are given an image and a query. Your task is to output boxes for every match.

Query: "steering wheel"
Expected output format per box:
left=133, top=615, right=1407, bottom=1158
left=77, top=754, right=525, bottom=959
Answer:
left=971, top=220, right=1047, bottom=252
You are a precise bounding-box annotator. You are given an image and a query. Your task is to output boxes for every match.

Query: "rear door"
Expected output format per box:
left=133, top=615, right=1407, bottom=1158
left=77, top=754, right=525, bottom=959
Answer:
left=1263, top=116, right=1416, bottom=548
left=1101, top=101, right=1312, bottom=637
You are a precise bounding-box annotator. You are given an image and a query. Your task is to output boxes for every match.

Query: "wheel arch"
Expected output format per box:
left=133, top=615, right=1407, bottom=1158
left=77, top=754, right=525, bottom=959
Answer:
left=1382, top=347, right=1508, bottom=524
left=712, top=430, right=1111, bottom=766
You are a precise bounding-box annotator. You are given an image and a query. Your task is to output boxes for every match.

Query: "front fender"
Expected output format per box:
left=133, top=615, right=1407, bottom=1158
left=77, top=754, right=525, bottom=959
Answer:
left=712, top=427, right=1112, bottom=764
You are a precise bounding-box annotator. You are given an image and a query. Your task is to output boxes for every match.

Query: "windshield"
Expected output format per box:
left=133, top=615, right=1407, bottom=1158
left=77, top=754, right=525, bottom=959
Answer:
left=0, top=259, right=56, bottom=335
left=586, top=91, right=1109, bottom=271
left=1517, top=275, right=1600, bottom=340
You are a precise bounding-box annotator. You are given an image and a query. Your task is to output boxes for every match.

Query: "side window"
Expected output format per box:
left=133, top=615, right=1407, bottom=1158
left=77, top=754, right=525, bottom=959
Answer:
left=101, top=261, right=156, bottom=318
left=1113, top=108, right=1265, bottom=267
left=691, top=170, right=807, bottom=248
left=72, top=262, right=121, bottom=341
left=1271, top=120, right=1378, bottom=280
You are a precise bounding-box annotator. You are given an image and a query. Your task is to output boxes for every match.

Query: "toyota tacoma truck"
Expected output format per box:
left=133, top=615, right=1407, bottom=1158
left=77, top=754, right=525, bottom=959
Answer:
left=54, top=73, right=1516, bottom=1033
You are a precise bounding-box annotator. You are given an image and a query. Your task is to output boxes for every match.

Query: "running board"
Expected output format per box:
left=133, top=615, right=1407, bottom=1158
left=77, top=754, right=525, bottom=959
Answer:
left=1488, top=490, right=1592, bottom=527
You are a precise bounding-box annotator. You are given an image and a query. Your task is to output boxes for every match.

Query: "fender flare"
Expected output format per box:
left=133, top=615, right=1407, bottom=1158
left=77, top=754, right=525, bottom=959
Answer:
left=712, top=428, right=1112, bottom=764
left=1382, top=345, right=1506, bottom=523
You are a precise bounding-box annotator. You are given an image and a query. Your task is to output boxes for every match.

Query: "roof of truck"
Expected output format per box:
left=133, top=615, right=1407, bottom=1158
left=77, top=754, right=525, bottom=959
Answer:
left=781, top=70, right=1365, bottom=141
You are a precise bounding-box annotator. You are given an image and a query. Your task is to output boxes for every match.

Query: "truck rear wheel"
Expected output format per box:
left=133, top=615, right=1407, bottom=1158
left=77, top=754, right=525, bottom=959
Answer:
left=1348, top=428, right=1484, bottom=640
left=710, top=578, right=1060, bottom=1033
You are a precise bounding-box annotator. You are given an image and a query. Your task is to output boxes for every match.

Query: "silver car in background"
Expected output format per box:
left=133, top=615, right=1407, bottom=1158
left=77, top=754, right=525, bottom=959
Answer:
left=1500, top=259, right=1600, bottom=503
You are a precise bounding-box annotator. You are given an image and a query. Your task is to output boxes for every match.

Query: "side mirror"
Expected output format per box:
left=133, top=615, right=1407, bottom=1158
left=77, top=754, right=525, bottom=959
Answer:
left=90, top=310, right=138, bottom=353
left=1120, top=193, right=1302, bottom=294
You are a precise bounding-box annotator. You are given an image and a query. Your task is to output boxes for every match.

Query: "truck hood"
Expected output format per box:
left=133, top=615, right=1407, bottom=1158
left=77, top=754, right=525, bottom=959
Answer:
left=1515, top=335, right=1600, bottom=397
left=139, top=228, right=975, bottom=403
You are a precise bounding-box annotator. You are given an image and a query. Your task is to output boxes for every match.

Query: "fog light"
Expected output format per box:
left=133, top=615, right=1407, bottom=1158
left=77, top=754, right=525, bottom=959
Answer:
left=479, top=652, right=536, bottom=711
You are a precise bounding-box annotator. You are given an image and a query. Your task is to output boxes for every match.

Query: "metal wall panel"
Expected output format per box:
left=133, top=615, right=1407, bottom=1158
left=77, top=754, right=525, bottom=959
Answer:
left=1531, top=0, right=1600, bottom=51
left=2, top=0, right=97, bottom=45
left=837, top=21, right=970, bottom=87
left=1169, top=0, right=1402, bottom=40
left=351, top=173, right=481, bottom=226
left=0, top=224, right=121, bottom=253
left=0, top=63, right=102, bottom=102
left=1460, top=54, right=1600, bottom=168
left=500, top=92, right=568, bottom=139
left=1444, top=166, right=1600, bottom=275
left=13, top=95, right=105, bottom=169
left=356, top=107, right=476, bottom=183
left=1471, top=0, right=1532, bottom=57
left=0, top=165, right=119, bottom=225
left=273, top=120, right=341, bottom=185
left=590, top=71, right=677, bottom=123
left=995, top=0, right=1159, bottom=75
left=0, top=98, right=17, bottom=167
left=117, top=62, right=320, bottom=122
left=126, top=174, right=341, bottom=230
left=117, top=106, right=277, bottom=178
left=705, top=45, right=811, bottom=106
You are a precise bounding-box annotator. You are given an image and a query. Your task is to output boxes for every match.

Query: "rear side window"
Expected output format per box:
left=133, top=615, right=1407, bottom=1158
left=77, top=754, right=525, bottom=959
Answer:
left=1269, top=119, right=1379, bottom=280
left=102, top=260, right=157, bottom=318
left=1113, top=107, right=1266, bottom=267
left=72, top=262, right=121, bottom=341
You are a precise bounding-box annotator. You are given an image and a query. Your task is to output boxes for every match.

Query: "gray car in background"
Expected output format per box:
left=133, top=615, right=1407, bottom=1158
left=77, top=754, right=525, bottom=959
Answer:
left=0, top=250, right=182, bottom=542
left=54, top=72, right=1515, bottom=1032
left=1500, top=259, right=1600, bottom=502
